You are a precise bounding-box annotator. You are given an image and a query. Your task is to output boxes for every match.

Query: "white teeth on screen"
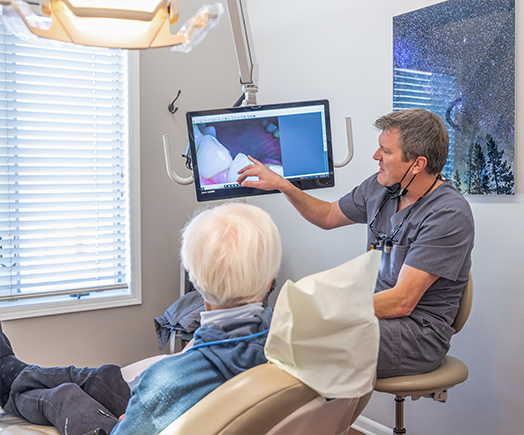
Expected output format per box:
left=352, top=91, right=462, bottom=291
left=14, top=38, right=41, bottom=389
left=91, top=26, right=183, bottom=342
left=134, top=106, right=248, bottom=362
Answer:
left=194, top=126, right=204, bottom=149
left=268, top=165, right=284, bottom=177
left=197, top=135, right=232, bottom=179
left=228, top=153, right=258, bottom=183
left=202, top=126, right=217, bottom=137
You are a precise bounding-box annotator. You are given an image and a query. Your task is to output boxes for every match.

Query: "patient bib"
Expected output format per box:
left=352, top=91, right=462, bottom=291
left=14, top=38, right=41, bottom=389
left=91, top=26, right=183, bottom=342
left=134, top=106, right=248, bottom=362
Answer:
left=264, top=250, right=381, bottom=398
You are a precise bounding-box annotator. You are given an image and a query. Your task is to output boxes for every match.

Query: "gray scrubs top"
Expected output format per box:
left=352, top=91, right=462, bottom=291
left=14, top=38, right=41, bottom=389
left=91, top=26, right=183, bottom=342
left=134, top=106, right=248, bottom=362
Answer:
left=339, top=173, right=475, bottom=377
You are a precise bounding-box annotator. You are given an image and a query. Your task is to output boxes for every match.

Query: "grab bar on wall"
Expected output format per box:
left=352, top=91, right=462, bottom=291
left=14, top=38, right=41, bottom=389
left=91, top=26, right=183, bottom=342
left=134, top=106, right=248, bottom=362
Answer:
left=335, top=117, right=354, bottom=168
left=163, top=117, right=354, bottom=185
left=163, top=134, right=194, bottom=185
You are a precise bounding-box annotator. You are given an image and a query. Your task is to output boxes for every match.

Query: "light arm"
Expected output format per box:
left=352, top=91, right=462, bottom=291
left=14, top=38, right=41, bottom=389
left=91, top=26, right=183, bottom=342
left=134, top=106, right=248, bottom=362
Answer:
left=225, top=0, right=258, bottom=105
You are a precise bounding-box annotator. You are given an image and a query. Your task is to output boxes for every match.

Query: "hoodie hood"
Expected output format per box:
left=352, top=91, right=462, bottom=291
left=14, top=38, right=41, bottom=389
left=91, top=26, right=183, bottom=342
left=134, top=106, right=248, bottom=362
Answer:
left=191, top=306, right=272, bottom=379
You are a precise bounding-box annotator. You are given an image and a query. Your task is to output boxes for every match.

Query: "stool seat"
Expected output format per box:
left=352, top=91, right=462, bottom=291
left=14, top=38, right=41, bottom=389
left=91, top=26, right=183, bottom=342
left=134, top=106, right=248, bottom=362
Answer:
left=374, top=355, right=468, bottom=398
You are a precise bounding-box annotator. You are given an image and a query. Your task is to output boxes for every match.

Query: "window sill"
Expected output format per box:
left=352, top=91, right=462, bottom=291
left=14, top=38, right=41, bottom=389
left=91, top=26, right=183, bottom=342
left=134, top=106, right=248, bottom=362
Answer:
left=0, top=289, right=142, bottom=320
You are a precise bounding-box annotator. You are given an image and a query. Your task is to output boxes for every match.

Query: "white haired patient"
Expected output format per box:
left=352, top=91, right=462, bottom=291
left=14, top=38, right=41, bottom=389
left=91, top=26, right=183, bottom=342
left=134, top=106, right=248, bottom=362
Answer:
left=0, top=202, right=281, bottom=435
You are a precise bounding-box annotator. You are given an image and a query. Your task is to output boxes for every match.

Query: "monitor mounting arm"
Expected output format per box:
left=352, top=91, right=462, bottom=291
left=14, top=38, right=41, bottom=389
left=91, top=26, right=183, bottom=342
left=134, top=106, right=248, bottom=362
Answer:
left=226, top=0, right=258, bottom=106
left=163, top=0, right=353, bottom=185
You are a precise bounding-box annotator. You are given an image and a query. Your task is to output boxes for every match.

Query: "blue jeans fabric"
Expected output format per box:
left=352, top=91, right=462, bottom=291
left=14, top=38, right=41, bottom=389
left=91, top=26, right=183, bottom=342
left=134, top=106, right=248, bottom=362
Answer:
left=4, top=364, right=131, bottom=435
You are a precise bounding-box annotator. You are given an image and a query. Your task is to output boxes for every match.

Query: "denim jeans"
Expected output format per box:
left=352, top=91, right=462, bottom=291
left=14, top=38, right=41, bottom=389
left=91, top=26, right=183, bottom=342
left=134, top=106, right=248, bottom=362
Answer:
left=4, top=364, right=131, bottom=435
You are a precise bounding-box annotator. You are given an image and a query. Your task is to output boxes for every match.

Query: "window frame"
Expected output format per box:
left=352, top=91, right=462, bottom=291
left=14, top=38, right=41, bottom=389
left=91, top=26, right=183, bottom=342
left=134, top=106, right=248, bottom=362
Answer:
left=0, top=50, right=142, bottom=321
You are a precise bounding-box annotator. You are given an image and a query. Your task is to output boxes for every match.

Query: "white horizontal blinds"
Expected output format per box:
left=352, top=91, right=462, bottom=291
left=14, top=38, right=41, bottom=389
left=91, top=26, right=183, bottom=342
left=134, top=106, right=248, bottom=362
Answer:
left=393, top=68, right=456, bottom=177
left=0, top=19, right=130, bottom=301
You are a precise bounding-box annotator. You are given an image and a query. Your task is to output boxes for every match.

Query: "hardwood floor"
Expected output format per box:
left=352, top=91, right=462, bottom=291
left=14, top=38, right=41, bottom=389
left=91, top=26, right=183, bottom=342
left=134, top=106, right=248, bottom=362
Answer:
left=348, top=428, right=365, bottom=435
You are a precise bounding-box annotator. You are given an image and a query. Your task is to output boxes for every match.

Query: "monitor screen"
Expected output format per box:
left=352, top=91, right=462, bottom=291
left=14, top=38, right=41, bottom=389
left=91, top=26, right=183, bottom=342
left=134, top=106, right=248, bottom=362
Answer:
left=186, top=99, right=334, bottom=202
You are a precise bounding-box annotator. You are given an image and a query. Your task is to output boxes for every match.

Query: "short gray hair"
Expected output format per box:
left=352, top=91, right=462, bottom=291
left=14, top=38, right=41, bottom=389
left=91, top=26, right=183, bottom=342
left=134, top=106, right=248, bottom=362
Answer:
left=374, top=108, right=449, bottom=174
left=181, top=202, right=282, bottom=308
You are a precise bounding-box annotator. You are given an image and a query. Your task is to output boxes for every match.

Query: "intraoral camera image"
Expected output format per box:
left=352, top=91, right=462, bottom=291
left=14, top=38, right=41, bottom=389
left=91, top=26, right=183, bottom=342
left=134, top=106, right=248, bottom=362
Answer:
left=193, top=117, right=283, bottom=186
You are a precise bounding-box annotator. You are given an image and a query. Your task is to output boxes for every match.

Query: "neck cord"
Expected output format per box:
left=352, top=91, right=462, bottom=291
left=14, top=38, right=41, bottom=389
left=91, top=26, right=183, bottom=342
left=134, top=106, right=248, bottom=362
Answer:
left=385, top=161, right=416, bottom=198
left=370, top=175, right=440, bottom=252
left=184, top=328, right=270, bottom=353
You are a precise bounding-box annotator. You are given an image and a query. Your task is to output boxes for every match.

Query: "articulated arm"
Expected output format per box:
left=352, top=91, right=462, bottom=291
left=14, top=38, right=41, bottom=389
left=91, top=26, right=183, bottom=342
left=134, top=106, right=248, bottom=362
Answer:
left=163, top=1, right=353, bottom=185
left=225, top=0, right=259, bottom=106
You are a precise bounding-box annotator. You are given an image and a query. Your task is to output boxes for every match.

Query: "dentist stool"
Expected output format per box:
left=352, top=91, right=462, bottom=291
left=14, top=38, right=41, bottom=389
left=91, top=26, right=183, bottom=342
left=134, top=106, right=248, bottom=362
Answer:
left=374, top=272, right=473, bottom=435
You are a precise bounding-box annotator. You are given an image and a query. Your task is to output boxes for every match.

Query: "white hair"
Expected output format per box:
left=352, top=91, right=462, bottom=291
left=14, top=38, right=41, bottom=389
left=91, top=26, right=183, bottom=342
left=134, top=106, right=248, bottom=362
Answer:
left=181, top=202, right=282, bottom=308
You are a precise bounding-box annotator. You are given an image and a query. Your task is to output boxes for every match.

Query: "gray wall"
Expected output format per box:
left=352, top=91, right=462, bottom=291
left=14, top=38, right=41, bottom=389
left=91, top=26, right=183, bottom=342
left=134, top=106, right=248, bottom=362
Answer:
left=248, top=1, right=523, bottom=434
left=2, top=1, right=240, bottom=368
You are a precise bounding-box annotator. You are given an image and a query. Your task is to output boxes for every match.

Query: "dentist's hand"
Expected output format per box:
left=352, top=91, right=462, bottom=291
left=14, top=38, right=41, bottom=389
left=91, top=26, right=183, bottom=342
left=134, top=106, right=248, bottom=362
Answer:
left=236, top=156, right=290, bottom=192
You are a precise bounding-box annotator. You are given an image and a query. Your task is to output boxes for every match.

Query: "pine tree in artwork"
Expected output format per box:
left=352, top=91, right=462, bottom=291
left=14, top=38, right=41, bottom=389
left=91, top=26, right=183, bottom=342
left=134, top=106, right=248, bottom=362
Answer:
left=499, top=168, right=515, bottom=195
left=465, top=141, right=486, bottom=194
left=485, top=135, right=514, bottom=195
left=452, top=169, right=463, bottom=193
left=481, top=162, right=491, bottom=194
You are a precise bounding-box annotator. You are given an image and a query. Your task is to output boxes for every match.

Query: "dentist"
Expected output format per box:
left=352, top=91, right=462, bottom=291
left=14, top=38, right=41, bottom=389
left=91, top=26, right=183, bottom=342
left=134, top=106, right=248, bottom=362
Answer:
left=237, top=108, right=475, bottom=378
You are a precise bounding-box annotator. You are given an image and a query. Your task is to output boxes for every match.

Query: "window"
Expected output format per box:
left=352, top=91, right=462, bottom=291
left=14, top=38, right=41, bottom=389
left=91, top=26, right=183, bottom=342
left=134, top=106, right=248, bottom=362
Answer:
left=393, top=68, right=456, bottom=178
left=0, top=18, right=141, bottom=320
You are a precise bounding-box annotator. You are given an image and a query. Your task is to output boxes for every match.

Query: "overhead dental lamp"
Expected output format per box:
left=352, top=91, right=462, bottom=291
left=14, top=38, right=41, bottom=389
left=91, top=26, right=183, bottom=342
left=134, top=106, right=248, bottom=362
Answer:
left=0, top=0, right=223, bottom=49
left=0, top=0, right=354, bottom=192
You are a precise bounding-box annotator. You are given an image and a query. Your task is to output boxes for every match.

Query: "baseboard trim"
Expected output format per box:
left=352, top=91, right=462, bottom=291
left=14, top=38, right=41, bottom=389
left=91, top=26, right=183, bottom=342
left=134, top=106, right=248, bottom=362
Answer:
left=352, top=416, right=391, bottom=435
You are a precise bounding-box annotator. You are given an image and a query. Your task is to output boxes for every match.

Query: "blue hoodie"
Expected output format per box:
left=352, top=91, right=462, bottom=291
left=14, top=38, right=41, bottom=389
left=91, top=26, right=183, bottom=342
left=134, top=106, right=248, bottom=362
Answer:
left=111, top=305, right=272, bottom=435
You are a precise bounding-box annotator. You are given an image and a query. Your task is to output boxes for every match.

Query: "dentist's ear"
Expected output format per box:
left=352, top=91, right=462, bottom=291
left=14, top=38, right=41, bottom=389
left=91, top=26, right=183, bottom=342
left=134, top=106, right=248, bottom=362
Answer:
left=413, top=156, right=428, bottom=174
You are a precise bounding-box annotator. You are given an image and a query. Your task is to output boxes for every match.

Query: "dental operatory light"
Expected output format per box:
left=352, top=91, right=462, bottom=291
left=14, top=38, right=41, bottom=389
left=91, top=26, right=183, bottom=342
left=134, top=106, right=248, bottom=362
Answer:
left=0, top=0, right=223, bottom=49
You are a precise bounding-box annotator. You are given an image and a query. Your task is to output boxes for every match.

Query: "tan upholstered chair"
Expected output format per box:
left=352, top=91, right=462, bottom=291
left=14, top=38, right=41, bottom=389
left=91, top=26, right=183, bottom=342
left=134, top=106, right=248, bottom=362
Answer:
left=374, top=272, right=473, bottom=435
left=160, top=362, right=372, bottom=435
left=1, top=362, right=371, bottom=435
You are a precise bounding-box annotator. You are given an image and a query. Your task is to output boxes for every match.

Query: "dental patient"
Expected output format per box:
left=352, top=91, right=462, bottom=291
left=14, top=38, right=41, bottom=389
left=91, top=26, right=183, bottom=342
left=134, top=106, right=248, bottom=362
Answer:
left=0, top=202, right=281, bottom=435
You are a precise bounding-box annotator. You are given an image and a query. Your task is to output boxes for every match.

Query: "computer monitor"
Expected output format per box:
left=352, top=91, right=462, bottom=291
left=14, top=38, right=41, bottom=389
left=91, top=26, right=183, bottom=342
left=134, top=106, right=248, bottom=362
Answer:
left=186, top=99, right=334, bottom=202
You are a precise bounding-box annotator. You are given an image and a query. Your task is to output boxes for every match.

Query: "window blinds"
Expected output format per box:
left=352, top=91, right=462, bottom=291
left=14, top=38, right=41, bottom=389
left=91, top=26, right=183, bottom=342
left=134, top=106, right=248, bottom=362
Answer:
left=393, top=68, right=456, bottom=177
left=0, top=20, right=131, bottom=302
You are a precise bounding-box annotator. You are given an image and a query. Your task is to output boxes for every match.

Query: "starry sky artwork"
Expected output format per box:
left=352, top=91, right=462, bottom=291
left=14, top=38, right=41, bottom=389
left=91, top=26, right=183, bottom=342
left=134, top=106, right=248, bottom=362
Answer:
left=393, top=0, right=515, bottom=195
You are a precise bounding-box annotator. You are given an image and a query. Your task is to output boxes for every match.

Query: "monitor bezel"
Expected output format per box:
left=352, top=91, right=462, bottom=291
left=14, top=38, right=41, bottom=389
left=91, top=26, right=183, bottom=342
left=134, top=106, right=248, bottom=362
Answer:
left=186, top=99, right=334, bottom=202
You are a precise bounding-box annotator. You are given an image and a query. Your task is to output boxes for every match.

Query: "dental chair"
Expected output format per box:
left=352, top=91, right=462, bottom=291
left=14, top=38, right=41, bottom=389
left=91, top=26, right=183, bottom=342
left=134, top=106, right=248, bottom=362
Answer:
left=0, top=363, right=372, bottom=435
left=159, top=363, right=372, bottom=435
left=374, top=272, right=473, bottom=435
left=0, top=413, right=58, bottom=434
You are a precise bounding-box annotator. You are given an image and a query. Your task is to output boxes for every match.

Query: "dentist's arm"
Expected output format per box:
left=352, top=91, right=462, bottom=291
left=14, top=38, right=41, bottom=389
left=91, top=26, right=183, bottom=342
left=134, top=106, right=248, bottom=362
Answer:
left=237, top=156, right=354, bottom=230
left=373, top=264, right=439, bottom=319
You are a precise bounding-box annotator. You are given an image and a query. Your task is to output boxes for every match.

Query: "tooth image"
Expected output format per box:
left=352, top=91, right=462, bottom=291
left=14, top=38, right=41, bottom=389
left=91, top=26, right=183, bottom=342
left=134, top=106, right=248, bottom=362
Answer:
left=211, top=168, right=230, bottom=184
left=202, top=126, right=217, bottom=137
left=194, top=126, right=204, bottom=150
left=268, top=165, right=284, bottom=177
left=228, top=153, right=258, bottom=183
left=265, top=122, right=278, bottom=134
left=197, top=135, right=233, bottom=179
